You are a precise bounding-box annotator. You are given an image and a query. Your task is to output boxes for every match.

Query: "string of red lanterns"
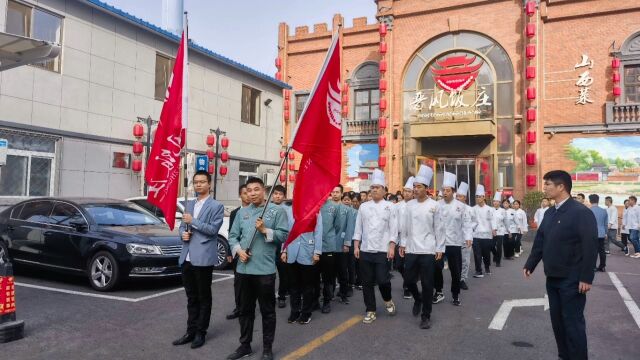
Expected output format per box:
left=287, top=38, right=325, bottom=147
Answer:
left=612, top=57, right=621, bottom=98
left=205, top=130, right=230, bottom=178
left=131, top=123, right=144, bottom=173
left=378, top=22, right=388, bottom=169
left=524, top=1, right=537, bottom=187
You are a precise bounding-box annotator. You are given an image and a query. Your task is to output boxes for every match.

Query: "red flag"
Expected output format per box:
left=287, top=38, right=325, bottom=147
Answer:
left=145, top=28, right=188, bottom=230
left=284, top=36, right=341, bottom=248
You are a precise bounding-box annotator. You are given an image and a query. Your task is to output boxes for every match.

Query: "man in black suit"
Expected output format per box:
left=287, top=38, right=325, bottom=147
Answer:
left=226, top=184, right=249, bottom=320
left=524, top=170, right=598, bottom=360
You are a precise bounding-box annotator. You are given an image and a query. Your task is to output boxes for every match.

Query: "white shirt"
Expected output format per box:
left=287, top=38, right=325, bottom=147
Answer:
left=515, top=208, right=528, bottom=233
left=627, top=205, right=640, bottom=231
left=534, top=207, right=548, bottom=228
left=492, top=207, right=509, bottom=236
left=506, top=208, right=519, bottom=234
left=472, top=204, right=494, bottom=239
left=353, top=199, right=397, bottom=253
left=434, top=199, right=473, bottom=247
left=186, top=197, right=208, bottom=262
left=400, top=198, right=442, bottom=254
left=555, top=196, right=570, bottom=210
left=622, top=207, right=630, bottom=234
left=606, top=205, right=619, bottom=230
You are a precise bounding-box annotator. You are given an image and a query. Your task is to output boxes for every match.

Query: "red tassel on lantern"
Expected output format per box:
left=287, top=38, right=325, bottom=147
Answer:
left=133, top=123, right=144, bottom=138
left=379, top=23, right=387, bottom=37
left=208, top=163, right=215, bottom=174
left=379, top=59, right=387, bottom=73
left=613, top=73, right=620, bottom=82
left=206, top=134, right=215, bottom=147
left=526, top=44, right=536, bottom=59
left=220, top=151, right=229, bottom=162
left=378, top=117, right=387, bottom=130
left=289, top=174, right=296, bottom=183
left=526, top=152, right=537, bottom=166
left=378, top=135, right=386, bottom=148
left=613, top=86, right=621, bottom=96
left=526, top=174, right=537, bottom=187
left=219, top=165, right=228, bottom=177
left=132, top=159, right=142, bottom=172
left=525, top=1, right=536, bottom=16
left=275, top=57, right=282, bottom=68
left=527, top=108, right=536, bottom=122
left=612, top=58, right=621, bottom=69
left=379, top=79, right=387, bottom=92
left=526, top=23, right=536, bottom=38
left=527, top=87, right=536, bottom=100
left=206, top=149, right=215, bottom=160
left=379, top=42, right=387, bottom=54
left=526, top=66, right=536, bottom=80
left=379, top=98, right=387, bottom=111
left=288, top=152, right=295, bottom=160
left=526, top=130, right=537, bottom=144
left=378, top=154, right=387, bottom=168
left=221, top=137, right=229, bottom=149
left=132, top=141, right=143, bottom=155
left=289, top=163, right=295, bottom=171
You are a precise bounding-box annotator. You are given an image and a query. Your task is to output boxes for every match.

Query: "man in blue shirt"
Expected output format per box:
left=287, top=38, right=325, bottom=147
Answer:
left=589, top=194, right=608, bottom=272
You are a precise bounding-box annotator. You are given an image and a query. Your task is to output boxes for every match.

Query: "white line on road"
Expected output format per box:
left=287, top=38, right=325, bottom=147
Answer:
left=608, top=272, right=640, bottom=329
left=488, top=295, right=549, bottom=330
left=133, top=274, right=234, bottom=302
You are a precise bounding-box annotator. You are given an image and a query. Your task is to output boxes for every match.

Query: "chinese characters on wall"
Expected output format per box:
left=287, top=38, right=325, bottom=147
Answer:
left=575, top=54, right=594, bottom=105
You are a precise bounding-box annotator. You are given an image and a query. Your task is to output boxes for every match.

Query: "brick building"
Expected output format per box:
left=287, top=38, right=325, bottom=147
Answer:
left=277, top=0, right=640, bottom=204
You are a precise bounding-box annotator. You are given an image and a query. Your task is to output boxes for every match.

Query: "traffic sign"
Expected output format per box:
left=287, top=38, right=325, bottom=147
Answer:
left=195, top=155, right=208, bottom=172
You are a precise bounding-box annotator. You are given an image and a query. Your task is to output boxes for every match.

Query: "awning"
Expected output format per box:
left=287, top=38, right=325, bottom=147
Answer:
left=0, top=31, right=61, bottom=72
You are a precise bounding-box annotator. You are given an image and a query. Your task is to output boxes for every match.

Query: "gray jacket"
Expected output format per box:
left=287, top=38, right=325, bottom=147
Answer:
left=178, top=197, right=225, bottom=266
left=287, top=213, right=323, bottom=265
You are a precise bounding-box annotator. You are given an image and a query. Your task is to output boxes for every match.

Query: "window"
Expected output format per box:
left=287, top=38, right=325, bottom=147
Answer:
left=241, top=85, right=261, bottom=125
left=354, top=89, right=380, bottom=121
left=18, top=201, right=54, bottom=223
left=6, top=0, right=62, bottom=72
left=84, top=203, right=162, bottom=226
left=624, top=64, right=640, bottom=103
left=49, top=202, right=84, bottom=227
left=155, top=53, right=175, bottom=100
left=112, top=152, right=131, bottom=169
left=497, top=155, right=514, bottom=189
left=295, top=93, right=309, bottom=122
left=129, top=199, right=166, bottom=220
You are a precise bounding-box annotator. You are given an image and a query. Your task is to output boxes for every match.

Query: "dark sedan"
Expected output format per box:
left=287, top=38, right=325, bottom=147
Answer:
left=0, top=198, right=186, bottom=291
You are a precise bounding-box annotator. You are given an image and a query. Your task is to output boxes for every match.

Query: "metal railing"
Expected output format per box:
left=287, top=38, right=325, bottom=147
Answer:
left=606, top=102, right=640, bottom=124
left=342, top=119, right=379, bottom=141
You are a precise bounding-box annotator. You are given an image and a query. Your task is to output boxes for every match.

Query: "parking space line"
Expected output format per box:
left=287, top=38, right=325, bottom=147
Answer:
left=609, top=272, right=640, bottom=329
left=281, top=315, right=361, bottom=360
left=134, top=274, right=234, bottom=302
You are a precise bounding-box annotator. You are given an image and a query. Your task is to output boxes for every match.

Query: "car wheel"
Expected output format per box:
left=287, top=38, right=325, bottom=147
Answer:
left=0, top=241, right=9, bottom=265
left=214, top=236, right=230, bottom=271
left=87, top=251, right=120, bottom=291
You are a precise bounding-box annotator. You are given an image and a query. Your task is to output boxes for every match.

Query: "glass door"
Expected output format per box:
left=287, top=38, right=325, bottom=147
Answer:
left=415, top=156, right=437, bottom=195
left=435, top=158, right=477, bottom=206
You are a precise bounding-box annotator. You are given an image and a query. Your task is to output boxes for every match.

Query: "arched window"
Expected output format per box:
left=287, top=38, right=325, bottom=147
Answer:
left=619, top=31, right=640, bottom=103
left=344, top=62, right=380, bottom=141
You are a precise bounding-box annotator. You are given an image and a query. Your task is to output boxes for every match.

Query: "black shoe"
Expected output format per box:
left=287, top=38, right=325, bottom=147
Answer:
left=172, top=333, right=195, bottom=346
left=339, top=295, right=350, bottom=304
left=190, top=333, right=205, bottom=349
left=460, top=280, right=468, bottom=290
left=495, top=263, right=501, bottom=267
left=420, top=317, right=431, bottom=329
left=452, top=297, right=461, bottom=306
left=595, top=267, right=606, bottom=272
left=278, top=298, right=287, bottom=309
left=262, top=348, right=273, bottom=360
left=485, top=268, right=492, bottom=275
left=473, top=271, right=484, bottom=278
left=226, top=309, right=240, bottom=320
left=321, top=303, right=331, bottom=313
left=227, top=345, right=253, bottom=360
left=403, top=289, right=412, bottom=299
left=412, top=300, right=422, bottom=317
left=346, top=287, right=354, bottom=297
left=298, top=314, right=311, bottom=324
left=288, top=312, right=300, bottom=323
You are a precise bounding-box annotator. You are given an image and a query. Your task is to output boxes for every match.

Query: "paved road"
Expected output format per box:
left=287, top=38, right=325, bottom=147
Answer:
left=5, top=235, right=640, bottom=359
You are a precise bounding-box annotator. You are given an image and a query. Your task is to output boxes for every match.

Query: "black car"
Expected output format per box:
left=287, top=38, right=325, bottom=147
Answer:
left=0, top=198, right=188, bottom=291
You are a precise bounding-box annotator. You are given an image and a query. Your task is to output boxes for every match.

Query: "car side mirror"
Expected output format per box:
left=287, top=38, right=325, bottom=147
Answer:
left=69, top=219, right=88, bottom=232
left=175, top=212, right=183, bottom=220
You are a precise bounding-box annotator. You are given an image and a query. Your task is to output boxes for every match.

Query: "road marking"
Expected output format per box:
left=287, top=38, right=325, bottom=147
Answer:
left=282, top=315, right=362, bottom=360
left=609, top=272, right=640, bottom=329
left=610, top=272, right=640, bottom=277
left=15, top=273, right=234, bottom=303
left=489, top=295, right=549, bottom=330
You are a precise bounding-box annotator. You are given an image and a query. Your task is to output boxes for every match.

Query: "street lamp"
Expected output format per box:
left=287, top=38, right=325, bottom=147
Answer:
left=206, top=127, right=230, bottom=199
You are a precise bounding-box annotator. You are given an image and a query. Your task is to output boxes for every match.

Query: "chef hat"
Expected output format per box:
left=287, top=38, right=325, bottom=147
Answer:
left=438, top=190, right=443, bottom=197
left=493, top=191, right=503, bottom=202
left=371, top=169, right=386, bottom=187
left=414, top=165, right=434, bottom=186
left=475, top=184, right=486, bottom=197
left=403, top=176, right=415, bottom=190
left=509, top=196, right=515, bottom=204
left=442, top=171, right=457, bottom=189
left=457, top=182, right=469, bottom=197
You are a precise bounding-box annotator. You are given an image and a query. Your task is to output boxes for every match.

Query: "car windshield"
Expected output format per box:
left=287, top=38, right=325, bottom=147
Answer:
left=84, top=203, right=163, bottom=226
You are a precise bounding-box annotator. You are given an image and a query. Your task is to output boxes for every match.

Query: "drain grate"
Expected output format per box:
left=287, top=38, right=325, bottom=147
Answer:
left=512, top=341, right=534, bottom=348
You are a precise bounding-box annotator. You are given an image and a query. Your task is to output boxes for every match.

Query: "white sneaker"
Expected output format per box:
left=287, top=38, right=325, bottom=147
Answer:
left=363, top=311, right=376, bottom=324
left=633, top=253, right=640, bottom=258
left=515, top=253, right=520, bottom=258
left=385, top=300, right=397, bottom=316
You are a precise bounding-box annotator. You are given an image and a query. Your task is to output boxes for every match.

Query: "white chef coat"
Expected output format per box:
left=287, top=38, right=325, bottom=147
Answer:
left=492, top=207, right=509, bottom=236
left=533, top=207, right=548, bottom=228
left=395, top=201, right=407, bottom=238
left=607, top=205, right=619, bottom=230
left=515, top=208, right=528, bottom=233
left=506, top=208, right=519, bottom=234
left=434, top=199, right=473, bottom=247
left=400, top=198, right=442, bottom=254
left=622, top=207, right=629, bottom=234
left=186, top=197, right=208, bottom=262
left=472, top=204, right=494, bottom=239
left=353, top=199, right=397, bottom=253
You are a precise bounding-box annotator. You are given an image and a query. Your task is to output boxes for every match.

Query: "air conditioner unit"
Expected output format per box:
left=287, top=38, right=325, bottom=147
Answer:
left=262, top=172, right=276, bottom=186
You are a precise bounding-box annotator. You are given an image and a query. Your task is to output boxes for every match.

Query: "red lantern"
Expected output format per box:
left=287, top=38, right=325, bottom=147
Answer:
left=527, top=108, right=537, bottom=122
left=480, top=161, right=489, bottom=172
left=208, top=163, right=215, bottom=174
left=379, top=79, right=387, bottom=92
left=288, top=163, right=295, bottom=171
left=206, top=134, right=215, bottom=147
left=613, top=86, right=621, bottom=96
left=526, top=130, right=537, bottom=144
left=279, top=173, right=286, bottom=182
left=275, top=72, right=282, bottom=81
left=279, top=150, right=286, bottom=159
left=342, top=105, right=349, bottom=116
left=221, top=136, right=229, bottom=149
left=220, top=151, right=229, bottom=162
left=378, top=117, right=387, bottom=129
left=132, top=159, right=142, bottom=172
left=378, top=23, right=387, bottom=37
left=132, top=141, right=143, bottom=156
left=342, top=93, right=349, bottom=103
left=289, top=174, right=296, bottom=183
left=206, top=149, right=215, bottom=160
left=288, top=152, right=295, bottom=160
left=379, top=98, right=387, bottom=111
left=526, top=44, right=536, bottom=59
left=527, top=87, right=536, bottom=100
left=284, top=109, right=290, bottom=120
left=525, top=1, right=536, bottom=16
left=379, top=42, right=387, bottom=54
left=133, top=123, right=144, bottom=139
left=219, top=165, right=228, bottom=177
left=526, top=174, right=537, bottom=187
left=526, top=23, right=536, bottom=38
left=526, top=152, right=537, bottom=166
left=284, top=90, right=290, bottom=100
left=378, top=154, right=387, bottom=168
left=379, top=59, right=387, bottom=73
left=612, top=58, right=621, bottom=69
left=275, top=57, right=282, bottom=68
left=613, top=73, right=620, bottom=82
left=526, top=66, right=536, bottom=80
left=342, top=83, right=349, bottom=93
left=284, top=101, right=290, bottom=110
left=378, top=135, right=386, bottom=148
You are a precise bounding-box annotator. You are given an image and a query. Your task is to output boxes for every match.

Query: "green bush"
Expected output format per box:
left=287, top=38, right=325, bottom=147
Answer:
left=523, top=191, right=545, bottom=220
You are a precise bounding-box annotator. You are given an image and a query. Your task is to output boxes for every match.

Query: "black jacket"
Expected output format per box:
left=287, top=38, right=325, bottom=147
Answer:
left=229, top=207, right=240, bottom=233
left=524, top=198, right=598, bottom=284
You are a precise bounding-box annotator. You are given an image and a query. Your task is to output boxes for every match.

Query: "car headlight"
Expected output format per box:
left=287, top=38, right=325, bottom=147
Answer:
left=126, top=243, right=162, bottom=255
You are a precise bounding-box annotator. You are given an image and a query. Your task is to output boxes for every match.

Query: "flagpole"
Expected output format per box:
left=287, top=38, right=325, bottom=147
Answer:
left=182, top=11, right=190, bottom=231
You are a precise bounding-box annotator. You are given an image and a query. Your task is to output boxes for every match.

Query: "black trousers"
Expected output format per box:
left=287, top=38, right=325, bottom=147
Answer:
left=503, top=234, right=515, bottom=258
left=546, top=275, right=588, bottom=360
left=434, top=246, right=462, bottom=297
left=359, top=252, right=392, bottom=312
left=237, top=273, right=276, bottom=348
left=621, top=233, right=629, bottom=247
left=492, top=235, right=503, bottom=265
left=319, top=253, right=337, bottom=304
left=181, top=262, right=214, bottom=335
left=513, top=233, right=523, bottom=254
left=275, top=248, right=289, bottom=299
left=348, top=245, right=358, bottom=286
left=611, top=231, right=627, bottom=250
left=596, top=237, right=606, bottom=269
left=404, top=253, right=435, bottom=318
left=232, top=257, right=240, bottom=309
left=335, top=251, right=350, bottom=297
left=473, top=238, right=492, bottom=273
left=288, top=262, right=317, bottom=317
